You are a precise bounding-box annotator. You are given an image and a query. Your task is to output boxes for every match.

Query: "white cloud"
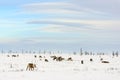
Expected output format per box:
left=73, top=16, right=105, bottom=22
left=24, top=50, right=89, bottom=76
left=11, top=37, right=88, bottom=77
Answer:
left=0, top=38, right=20, bottom=44
left=20, top=37, right=85, bottom=44
left=22, top=2, right=105, bottom=15
left=28, top=19, right=120, bottom=32
left=39, top=25, right=89, bottom=33
left=71, top=0, right=120, bottom=17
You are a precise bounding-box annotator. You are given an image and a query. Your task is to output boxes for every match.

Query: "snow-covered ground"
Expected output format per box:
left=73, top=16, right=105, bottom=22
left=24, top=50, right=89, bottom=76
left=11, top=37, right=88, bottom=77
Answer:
left=0, top=53, right=120, bottom=80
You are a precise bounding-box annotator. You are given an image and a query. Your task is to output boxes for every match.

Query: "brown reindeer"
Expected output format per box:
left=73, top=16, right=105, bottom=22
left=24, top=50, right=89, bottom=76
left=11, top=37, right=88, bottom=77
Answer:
left=26, top=63, right=36, bottom=71
left=51, top=56, right=57, bottom=60
left=81, top=60, right=84, bottom=64
left=100, top=58, right=109, bottom=63
left=51, top=56, right=64, bottom=61
left=12, top=55, right=17, bottom=57
left=67, top=57, right=73, bottom=61
left=34, top=55, right=37, bottom=58
left=90, top=58, right=93, bottom=62
left=101, top=61, right=109, bottom=63
left=56, top=56, right=64, bottom=61
left=39, top=55, right=42, bottom=58
left=45, top=59, right=49, bottom=62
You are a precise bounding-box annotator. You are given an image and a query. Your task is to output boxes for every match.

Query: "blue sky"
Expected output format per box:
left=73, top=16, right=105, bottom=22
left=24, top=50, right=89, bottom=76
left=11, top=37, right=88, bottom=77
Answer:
left=0, top=0, right=120, bottom=53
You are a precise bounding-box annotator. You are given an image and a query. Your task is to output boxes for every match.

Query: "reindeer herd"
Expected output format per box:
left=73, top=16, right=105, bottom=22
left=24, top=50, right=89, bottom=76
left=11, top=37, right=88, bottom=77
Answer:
left=26, top=56, right=111, bottom=71
left=5, top=54, right=115, bottom=71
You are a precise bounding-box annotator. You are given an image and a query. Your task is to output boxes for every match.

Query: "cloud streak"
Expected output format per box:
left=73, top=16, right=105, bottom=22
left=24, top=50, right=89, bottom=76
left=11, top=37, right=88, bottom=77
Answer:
left=27, top=19, right=120, bottom=33
left=71, top=0, right=120, bottom=17
left=22, top=2, right=106, bottom=15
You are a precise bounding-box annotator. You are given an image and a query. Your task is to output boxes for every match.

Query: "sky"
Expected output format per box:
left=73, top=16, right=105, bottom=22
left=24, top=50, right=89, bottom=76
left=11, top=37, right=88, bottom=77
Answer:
left=0, top=0, right=120, bottom=53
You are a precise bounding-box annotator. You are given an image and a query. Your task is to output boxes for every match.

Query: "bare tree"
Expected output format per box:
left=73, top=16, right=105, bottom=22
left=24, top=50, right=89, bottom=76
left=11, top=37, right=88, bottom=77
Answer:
left=73, top=52, right=77, bottom=55
left=80, top=48, right=83, bottom=56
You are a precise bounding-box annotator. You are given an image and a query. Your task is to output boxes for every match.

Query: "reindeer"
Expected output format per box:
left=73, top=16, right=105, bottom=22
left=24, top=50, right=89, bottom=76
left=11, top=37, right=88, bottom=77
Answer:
left=100, top=58, right=109, bottom=63
left=12, top=55, right=17, bottom=57
left=51, top=56, right=57, bottom=60
left=81, top=60, right=84, bottom=64
left=26, top=63, right=36, bottom=71
left=101, top=61, right=109, bottom=63
left=90, top=58, right=93, bottom=62
left=45, top=59, right=49, bottom=62
left=67, top=57, right=73, bottom=61
left=34, top=55, right=37, bottom=58
left=39, top=55, right=42, bottom=58
left=56, top=56, right=64, bottom=61
left=51, top=56, right=64, bottom=61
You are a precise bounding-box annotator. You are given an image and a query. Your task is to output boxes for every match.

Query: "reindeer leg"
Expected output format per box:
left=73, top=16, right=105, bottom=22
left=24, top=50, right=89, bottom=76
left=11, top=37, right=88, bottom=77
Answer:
left=29, top=68, right=31, bottom=71
left=26, top=66, right=28, bottom=71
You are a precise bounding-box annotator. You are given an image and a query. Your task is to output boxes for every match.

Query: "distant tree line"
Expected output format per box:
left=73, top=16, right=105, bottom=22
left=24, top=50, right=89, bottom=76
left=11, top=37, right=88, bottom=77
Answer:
left=72, top=48, right=119, bottom=57
left=0, top=49, right=119, bottom=57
